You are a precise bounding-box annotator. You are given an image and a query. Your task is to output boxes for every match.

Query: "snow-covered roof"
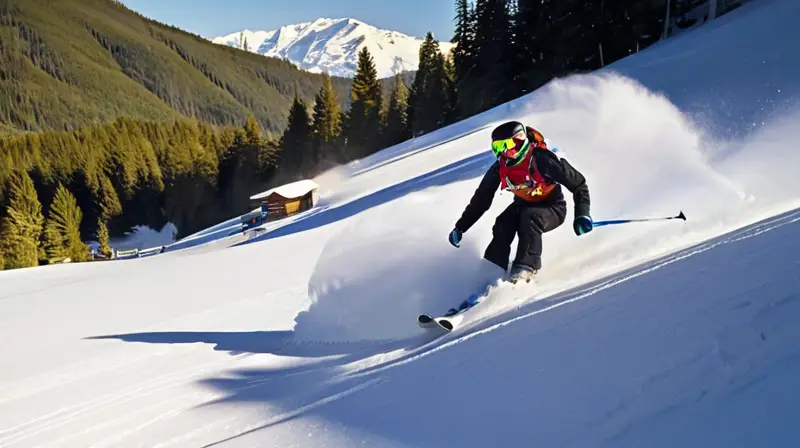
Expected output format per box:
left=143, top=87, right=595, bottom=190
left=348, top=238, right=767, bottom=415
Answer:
left=249, top=179, right=319, bottom=201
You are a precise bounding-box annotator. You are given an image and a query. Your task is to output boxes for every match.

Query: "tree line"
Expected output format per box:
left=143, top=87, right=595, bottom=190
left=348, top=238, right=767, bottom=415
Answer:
left=278, top=40, right=458, bottom=177
left=447, top=0, right=670, bottom=116
left=0, top=41, right=457, bottom=270
left=0, top=115, right=276, bottom=269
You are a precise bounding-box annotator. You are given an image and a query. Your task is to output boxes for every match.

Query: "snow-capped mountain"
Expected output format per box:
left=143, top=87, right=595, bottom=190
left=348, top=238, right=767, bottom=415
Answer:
left=211, top=18, right=455, bottom=78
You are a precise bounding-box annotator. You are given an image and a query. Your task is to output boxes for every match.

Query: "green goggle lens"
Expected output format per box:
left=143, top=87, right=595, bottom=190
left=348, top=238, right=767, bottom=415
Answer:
left=491, top=138, right=516, bottom=156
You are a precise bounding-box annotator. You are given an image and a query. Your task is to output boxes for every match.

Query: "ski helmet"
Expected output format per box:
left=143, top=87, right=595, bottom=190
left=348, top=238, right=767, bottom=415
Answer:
left=491, top=121, right=530, bottom=166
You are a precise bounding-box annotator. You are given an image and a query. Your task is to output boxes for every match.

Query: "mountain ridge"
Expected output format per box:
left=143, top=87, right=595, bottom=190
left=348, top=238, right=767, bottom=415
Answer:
left=0, top=0, right=356, bottom=136
left=211, top=17, right=455, bottom=78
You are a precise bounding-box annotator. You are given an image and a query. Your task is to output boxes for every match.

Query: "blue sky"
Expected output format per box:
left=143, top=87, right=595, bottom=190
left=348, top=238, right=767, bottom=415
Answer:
left=121, top=0, right=456, bottom=41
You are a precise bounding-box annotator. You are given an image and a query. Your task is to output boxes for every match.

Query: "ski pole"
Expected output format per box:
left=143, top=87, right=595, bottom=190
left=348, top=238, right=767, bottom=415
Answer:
left=593, top=211, right=686, bottom=228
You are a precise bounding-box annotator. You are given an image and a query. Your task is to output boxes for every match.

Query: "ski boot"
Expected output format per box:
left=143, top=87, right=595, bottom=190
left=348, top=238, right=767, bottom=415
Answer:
left=508, top=263, right=537, bottom=284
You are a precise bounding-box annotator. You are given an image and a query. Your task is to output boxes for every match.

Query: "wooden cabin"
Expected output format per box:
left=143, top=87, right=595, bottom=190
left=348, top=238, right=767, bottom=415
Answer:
left=249, top=179, right=320, bottom=221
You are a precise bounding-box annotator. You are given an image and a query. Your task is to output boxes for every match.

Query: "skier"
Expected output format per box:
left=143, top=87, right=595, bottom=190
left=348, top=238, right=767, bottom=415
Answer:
left=448, top=121, right=593, bottom=284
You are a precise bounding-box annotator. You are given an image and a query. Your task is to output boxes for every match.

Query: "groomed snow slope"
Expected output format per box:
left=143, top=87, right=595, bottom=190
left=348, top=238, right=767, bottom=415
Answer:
left=1, top=0, right=800, bottom=446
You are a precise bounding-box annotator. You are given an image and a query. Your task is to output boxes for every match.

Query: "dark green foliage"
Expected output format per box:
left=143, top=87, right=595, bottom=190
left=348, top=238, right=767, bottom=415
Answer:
left=408, top=33, right=456, bottom=136
left=0, top=170, right=44, bottom=269
left=96, top=217, right=112, bottom=258
left=452, top=0, right=476, bottom=83
left=277, top=96, right=313, bottom=181
left=343, top=47, right=383, bottom=158
left=0, top=116, right=260, bottom=243
left=44, top=183, right=89, bottom=263
left=311, top=74, right=343, bottom=168
left=383, top=73, right=411, bottom=147
left=445, top=0, right=671, bottom=118
left=0, top=0, right=352, bottom=136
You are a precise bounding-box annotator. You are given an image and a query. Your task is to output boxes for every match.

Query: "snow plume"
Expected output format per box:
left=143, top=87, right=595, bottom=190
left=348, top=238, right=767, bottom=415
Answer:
left=512, top=72, right=800, bottom=291
left=292, top=72, right=800, bottom=342
left=293, top=188, right=504, bottom=342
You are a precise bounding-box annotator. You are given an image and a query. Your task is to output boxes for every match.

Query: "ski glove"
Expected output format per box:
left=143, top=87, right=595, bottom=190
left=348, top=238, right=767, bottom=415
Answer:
left=573, top=215, right=593, bottom=236
left=448, top=228, right=463, bottom=247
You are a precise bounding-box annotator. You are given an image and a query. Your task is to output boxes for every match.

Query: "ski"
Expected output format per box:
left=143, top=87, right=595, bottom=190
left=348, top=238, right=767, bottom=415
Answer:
left=416, top=286, right=495, bottom=333
left=416, top=273, right=535, bottom=332
left=417, top=307, right=474, bottom=332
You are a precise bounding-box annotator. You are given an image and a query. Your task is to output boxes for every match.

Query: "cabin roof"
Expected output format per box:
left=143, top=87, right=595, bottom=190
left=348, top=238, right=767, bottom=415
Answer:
left=249, top=179, right=319, bottom=201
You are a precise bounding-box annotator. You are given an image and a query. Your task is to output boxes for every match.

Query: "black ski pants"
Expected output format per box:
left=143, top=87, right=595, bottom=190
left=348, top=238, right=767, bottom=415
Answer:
left=484, top=200, right=567, bottom=271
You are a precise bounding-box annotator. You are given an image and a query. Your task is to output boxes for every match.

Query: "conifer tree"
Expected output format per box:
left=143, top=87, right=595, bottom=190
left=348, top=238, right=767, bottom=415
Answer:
left=279, top=95, right=313, bottom=176
left=442, top=51, right=459, bottom=124
left=95, top=173, right=122, bottom=222
left=470, top=0, right=514, bottom=105
left=242, top=114, right=278, bottom=176
left=310, top=74, right=342, bottom=164
left=343, top=47, right=383, bottom=157
left=383, top=73, right=411, bottom=147
left=408, top=33, right=439, bottom=136
left=96, top=217, right=112, bottom=258
left=408, top=34, right=452, bottom=135
left=243, top=114, right=263, bottom=147
left=44, top=184, right=89, bottom=263
left=452, top=0, right=476, bottom=82
left=513, top=0, right=545, bottom=86
left=0, top=171, right=44, bottom=269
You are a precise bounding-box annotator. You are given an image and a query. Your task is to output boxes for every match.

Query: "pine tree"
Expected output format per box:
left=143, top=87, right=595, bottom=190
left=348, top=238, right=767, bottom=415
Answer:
left=408, top=33, right=440, bottom=136
left=96, top=217, right=112, bottom=258
left=0, top=171, right=44, bottom=269
left=383, top=73, right=411, bottom=147
left=243, top=114, right=264, bottom=147
left=344, top=47, right=383, bottom=157
left=442, top=51, right=459, bottom=123
left=95, top=173, right=122, bottom=222
left=279, top=95, right=313, bottom=177
left=44, top=184, right=89, bottom=263
left=408, top=33, right=453, bottom=136
left=473, top=0, right=513, bottom=77
left=512, top=0, right=544, bottom=86
left=452, top=0, right=476, bottom=82
left=472, top=0, right=514, bottom=104
left=242, top=114, right=278, bottom=176
left=310, top=74, right=342, bottom=164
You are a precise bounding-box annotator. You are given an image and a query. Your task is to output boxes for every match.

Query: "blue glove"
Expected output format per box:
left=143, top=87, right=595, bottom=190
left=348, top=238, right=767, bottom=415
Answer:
left=448, top=228, right=463, bottom=247
left=573, top=215, right=593, bottom=236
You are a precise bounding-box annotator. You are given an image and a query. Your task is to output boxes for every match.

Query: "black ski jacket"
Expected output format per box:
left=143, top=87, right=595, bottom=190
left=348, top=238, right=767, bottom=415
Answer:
left=454, top=147, right=591, bottom=233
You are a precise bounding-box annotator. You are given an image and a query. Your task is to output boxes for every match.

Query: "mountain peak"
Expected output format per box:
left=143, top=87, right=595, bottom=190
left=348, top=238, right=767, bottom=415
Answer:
left=211, top=19, right=454, bottom=78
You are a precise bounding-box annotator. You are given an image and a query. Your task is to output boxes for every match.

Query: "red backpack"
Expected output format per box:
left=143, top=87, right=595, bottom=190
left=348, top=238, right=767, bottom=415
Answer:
left=498, top=127, right=557, bottom=202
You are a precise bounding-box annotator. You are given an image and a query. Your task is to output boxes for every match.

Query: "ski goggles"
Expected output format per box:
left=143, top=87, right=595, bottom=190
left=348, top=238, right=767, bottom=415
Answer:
left=491, top=131, right=528, bottom=158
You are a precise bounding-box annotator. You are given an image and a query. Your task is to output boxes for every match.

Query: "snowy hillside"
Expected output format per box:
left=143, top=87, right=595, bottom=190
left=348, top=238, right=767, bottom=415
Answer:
left=211, top=18, right=455, bottom=78
left=2, top=0, right=800, bottom=446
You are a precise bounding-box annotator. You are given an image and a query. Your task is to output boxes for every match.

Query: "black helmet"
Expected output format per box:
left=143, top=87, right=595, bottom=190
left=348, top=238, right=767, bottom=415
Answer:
left=490, top=121, right=530, bottom=165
